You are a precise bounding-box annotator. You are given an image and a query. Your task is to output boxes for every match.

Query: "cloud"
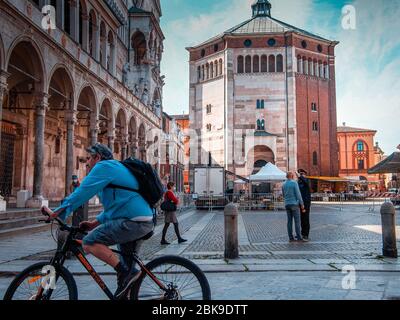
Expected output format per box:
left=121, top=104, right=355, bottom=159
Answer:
left=334, top=0, right=400, bottom=153
left=161, top=0, right=314, bottom=115
left=160, top=0, right=400, bottom=154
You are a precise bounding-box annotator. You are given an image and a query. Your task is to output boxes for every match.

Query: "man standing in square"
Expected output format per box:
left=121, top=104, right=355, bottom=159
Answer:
left=297, top=169, right=312, bottom=242
left=282, top=172, right=305, bottom=242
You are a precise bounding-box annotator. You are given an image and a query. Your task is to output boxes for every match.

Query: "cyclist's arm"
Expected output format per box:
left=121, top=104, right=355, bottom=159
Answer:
left=53, top=162, right=114, bottom=221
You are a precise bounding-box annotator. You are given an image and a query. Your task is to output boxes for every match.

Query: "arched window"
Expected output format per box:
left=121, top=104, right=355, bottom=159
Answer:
left=313, top=59, right=318, bottom=77
left=268, top=55, right=275, bottom=72
left=276, top=54, right=283, bottom=72
left=197, top=66, right=201, bottom=81
left=318, top=61, right=323, bottom=77
left=78, top=0, right=85, bottom=47
left=261, top=55, right=268, bottom=72
left=100, top=22, right=107, bottom=67
left=308, top=58, right=313, bottom=76
left=237, top=56, right=244, bottom=73
left=88, top=10, right=97, bottom=57
left=297, top=56, right=302, bottom=73
left=357, top=141, right=364, bottom=151
left=132, top=31, right=147, bottom=65
left=303, top=57, right=308, bottom=75
left=245, top=55, right=251, bottom=73
left=214, top=60, right=218, bottom=76
left=210, top=62, right=214, bottom=78
left=202, top=65, right=205, bottom=80
left=219, top=59, right=223, bottom=76
left=253, top=55, right=260, bottom=73
left=325, top=63, right=329, bottom=79
left=64, top=0, right=71, bottom=35
left=107, top=31, right=115, bottom=74
left=206, top=63, right=209, bottom=79
left=313, top=152, right=318, bottom=166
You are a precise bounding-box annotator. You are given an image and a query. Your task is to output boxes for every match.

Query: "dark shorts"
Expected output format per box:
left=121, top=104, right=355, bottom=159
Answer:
left=82, top=218, right=154, bottom=246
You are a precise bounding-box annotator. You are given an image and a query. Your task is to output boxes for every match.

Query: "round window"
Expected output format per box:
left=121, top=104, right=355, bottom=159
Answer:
left=244, top=39, right=252, bottom=47
left=201, top=49, right=205, bottom=57
left=317, top=44, right=323, bottom=52
left=301, top=40, right=307, bottom=49
left=267, top=38, right=276, bottom=47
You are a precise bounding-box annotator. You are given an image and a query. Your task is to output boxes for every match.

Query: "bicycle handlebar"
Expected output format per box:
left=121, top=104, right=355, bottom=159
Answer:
left=40, top=207, right=88, bottom=236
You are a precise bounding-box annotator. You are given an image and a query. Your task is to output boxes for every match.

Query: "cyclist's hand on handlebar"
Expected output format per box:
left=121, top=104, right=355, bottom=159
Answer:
left=41, top=206, right=58, bottom=222
left=79, top=220, right=99, bottom=232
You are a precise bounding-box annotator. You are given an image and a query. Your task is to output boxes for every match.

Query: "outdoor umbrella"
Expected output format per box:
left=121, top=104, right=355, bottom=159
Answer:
left=368, top=152, right=400, bottom=174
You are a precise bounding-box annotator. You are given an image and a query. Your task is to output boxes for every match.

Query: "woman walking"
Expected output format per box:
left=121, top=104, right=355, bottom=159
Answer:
left=161, top=182, right=187, bottom=245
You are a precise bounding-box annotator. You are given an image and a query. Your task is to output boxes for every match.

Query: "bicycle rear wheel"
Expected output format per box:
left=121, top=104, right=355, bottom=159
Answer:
left=3, top=262, right=77, bottom=300
left=131, top=255, right=211, bottom=300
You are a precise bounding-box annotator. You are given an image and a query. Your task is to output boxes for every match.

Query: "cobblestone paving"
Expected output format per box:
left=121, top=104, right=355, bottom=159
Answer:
left=181, top=205, right=400, bottom=260
left=139, top=210, right=205, bottom=260
left=16, top=210, right=203, bottom=261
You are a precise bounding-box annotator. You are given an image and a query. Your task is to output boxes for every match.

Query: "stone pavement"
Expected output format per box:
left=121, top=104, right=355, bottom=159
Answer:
left=1, top=203, right=400, bottom=300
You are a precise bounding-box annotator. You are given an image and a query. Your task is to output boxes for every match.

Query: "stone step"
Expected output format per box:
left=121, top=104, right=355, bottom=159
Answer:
left=0, top=209, right=42, bottom=221
left=0, top=206, right=103, bottom=233
left=0, top=223, right=52, bottom=239
left=0, top=216, right=46, bottom=231
left=0, top=213, right=101, bottom=239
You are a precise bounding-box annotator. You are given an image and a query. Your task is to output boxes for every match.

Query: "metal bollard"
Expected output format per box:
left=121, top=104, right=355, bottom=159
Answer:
left=224, top=203, right=239, bottom=259
left=381, top=202, right=398, bottom=258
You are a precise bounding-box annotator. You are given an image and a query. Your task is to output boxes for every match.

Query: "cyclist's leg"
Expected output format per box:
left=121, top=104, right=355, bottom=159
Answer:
left=118, top=240, right=143, bottom=272
left=83, top=219, right=153, bottom=267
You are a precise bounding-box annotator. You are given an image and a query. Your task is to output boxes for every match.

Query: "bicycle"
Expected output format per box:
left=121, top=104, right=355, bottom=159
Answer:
left=3, top=210, right=211, bottom=300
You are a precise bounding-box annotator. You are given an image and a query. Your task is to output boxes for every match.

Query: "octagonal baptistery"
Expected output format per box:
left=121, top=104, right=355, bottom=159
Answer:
left=187, top=0, right=339, bottom=179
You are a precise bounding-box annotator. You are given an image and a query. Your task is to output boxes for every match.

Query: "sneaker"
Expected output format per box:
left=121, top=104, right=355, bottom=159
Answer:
left=295, top=237, right=303, bottom=242
left=160, top=239, right=170, bottom=245
left=289, top=238, right=295, bottom=243
left=302, top=237, right=310, bottom=242
left=114, top=268, right=141, bottom=300
left=178, top=238, right=188, bottom=244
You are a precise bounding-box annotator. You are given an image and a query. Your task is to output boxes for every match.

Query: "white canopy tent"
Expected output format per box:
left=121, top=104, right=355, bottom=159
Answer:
left=249, top=163, right=287, bottom=182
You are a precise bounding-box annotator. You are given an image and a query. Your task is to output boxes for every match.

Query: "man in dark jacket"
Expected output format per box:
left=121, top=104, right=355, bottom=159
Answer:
left=297, top=169, right=312, bottom=241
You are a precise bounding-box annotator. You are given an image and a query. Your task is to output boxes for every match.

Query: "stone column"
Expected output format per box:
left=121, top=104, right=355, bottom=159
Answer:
left=100, top=35, right=107, bottom=67
left=27, top=93, right=50, bottom=208
left=108, top=128, right=115, bottom=153
left=94, top=21, right=100, bottom=62
left=58, top=0, right=65, bottom=30
left=0, top=74, right=7, bottom=211
left=89, top=114, right=99, bottom=146
left=81, top=13, right=89, bottom=52
left=120, top=134, right=128, bottom=160
left=0, top=71, right=10, bottom=152
left=69, top=0, right=79, bottom=42
left=130, top=139, right=137, bottom=158
left=65, top=109, right=76, bottom=196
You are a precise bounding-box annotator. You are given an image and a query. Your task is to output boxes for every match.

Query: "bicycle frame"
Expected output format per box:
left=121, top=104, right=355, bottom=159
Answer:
left=41, top=222, right=168, bottom=300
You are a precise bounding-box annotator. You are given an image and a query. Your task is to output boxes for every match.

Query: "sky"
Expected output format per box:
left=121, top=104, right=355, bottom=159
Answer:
left=159, top=0, right=400, bottom=155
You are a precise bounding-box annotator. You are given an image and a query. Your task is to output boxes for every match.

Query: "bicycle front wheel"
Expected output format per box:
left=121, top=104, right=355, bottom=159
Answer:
left=3, top=262, right=77, bottom=300
left=131, top=255, right=211, bottom=300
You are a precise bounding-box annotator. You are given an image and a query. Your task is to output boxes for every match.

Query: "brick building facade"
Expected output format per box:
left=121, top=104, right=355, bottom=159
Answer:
left=0, top=0, right=165, bottom=206
left=337, top=124, right=387, bottom=191
left=187, top=0, right=339, bottom=189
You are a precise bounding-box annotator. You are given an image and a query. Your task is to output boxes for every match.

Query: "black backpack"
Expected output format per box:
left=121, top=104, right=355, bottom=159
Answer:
left=106, top=158, right=164, bottom=209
